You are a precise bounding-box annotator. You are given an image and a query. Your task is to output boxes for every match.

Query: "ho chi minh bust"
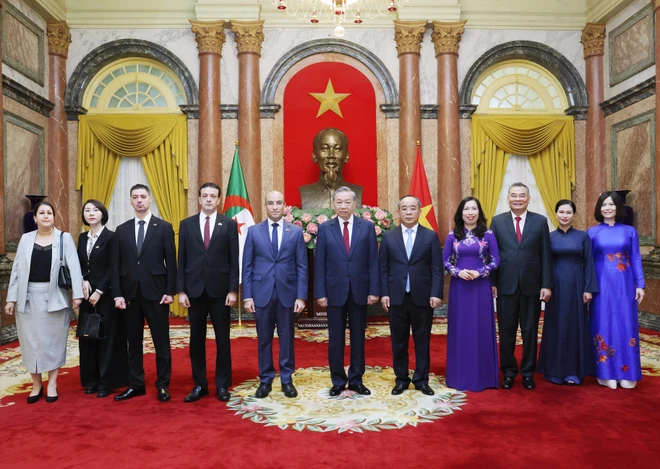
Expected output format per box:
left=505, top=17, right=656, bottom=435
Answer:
left=298, top=128, right=363, bottom=210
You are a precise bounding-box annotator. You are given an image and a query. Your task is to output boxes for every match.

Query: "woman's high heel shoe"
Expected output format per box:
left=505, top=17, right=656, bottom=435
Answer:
left=27, top=387, right=43, bottom=404
left=46, top=388, right=58, bottom=403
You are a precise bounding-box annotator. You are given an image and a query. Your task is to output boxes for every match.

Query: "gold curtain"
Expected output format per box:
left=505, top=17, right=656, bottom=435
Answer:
left=76, top=114, right=188, bottom=316
left=471, top=115, right=575, bottom=222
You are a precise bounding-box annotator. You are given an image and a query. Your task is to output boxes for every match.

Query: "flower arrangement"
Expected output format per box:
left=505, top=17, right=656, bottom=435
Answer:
left=284, top=205, right=395, bottom=249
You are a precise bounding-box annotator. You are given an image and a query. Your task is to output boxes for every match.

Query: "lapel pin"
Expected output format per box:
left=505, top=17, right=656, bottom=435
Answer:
left=153, top=223, right=158, bottom=227
left=286, top=228, right=290, bottom=232
left=95, top=246, right=100, bottom=249
left=218, top=222, right=222, bottom=226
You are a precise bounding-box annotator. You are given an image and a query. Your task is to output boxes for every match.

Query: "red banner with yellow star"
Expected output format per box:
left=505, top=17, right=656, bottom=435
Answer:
left=283, top=62, right=378, bottom=208
left=409, top=144, right=440, bottom=234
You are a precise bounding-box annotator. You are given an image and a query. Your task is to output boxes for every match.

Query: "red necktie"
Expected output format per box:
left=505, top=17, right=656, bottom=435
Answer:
left=343, top=221, right=350, bottom=253
left=204, top=216, right=210, bottom=250
left=515, top=216, right=522, bottom=244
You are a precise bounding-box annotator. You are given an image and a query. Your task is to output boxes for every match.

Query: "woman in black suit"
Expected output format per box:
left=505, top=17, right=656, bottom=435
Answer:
left=77, top=200, right=128, bottom=397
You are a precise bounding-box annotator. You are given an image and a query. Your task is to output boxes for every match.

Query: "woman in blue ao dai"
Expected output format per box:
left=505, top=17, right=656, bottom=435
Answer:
left=588, top=192, right=645, bottom=390
left=443, top=197, right=500, bottom=392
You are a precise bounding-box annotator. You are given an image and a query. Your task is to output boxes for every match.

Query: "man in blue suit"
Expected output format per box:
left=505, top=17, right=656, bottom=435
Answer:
left=315, top=186, right=380, bottom=396
left=379, top=195, right=443, bottom=396
left=243, top=191, right=308, bottom=399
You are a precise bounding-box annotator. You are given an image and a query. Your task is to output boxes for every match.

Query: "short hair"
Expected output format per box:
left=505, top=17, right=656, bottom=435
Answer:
left=313, top=128, right=348, bottom=151
left=594, top=191, right=625, bottom=223
left=332, top=186, right=356, bottom=202
left=508, top=182, right=530, bottom=195
left=81, top=199, right=109, bottom=226
left=199, top=182, right=221, bottom=197
left=554, top=199, right=576, bottom=213
left=130, top=183, right=150, bottom=196
left=34, top=200, right=55, bottom=217
left=397, top=194, right=421, bottom=209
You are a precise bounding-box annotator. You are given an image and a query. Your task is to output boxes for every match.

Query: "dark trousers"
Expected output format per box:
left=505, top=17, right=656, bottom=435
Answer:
left=327, top=288, right=367, bottom=387
left=497, top=288, right=542, bottom=378
left=188, top=290, right=232, bottom=390
left=389, top=293, right=433, bottom=386
left=255, top=288, right=295, bottom=385
left=124, top=286, right=172, bottom=390
left=79, top=296, right=129, bottom=391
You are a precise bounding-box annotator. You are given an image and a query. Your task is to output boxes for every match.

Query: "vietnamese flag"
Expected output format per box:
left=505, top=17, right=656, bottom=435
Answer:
left=409, top=143, right=439, bottom=234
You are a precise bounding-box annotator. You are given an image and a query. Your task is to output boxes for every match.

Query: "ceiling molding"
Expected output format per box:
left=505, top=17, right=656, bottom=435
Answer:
left=23, top=0, right=66, bottom=21
left=586, top=0, right=633, bottom=23
left=461, top=10, right=586, bottom=30
left=64, top=10, right=195, bottom=29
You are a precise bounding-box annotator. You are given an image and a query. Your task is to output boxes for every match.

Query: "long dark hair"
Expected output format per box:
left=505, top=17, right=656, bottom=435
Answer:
left=453, top=197, right=488, bottom=240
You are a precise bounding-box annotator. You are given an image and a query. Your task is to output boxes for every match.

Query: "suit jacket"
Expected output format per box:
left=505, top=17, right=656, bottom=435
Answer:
left=111, top=216, right=177, bottom=301
left=379, top=225, right=444, bottom=306
left=176, top=213, right=239, bottom=299
left=489, top=211, right=553, bottom=296
left=7, top=228, right=84, bottom=313
left=77, top=228, right=114, bottom=294
left=314, top=216, right=380, bottom=306
left=242, top=220, right=308, bottom=308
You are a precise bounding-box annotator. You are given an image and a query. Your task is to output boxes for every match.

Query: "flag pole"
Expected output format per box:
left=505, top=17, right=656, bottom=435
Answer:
left=233, top=284, right=248, bottom=329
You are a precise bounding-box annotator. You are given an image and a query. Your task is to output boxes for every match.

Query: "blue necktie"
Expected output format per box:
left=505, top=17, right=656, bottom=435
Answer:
left=272, top=222, right=279, bottom=255
left=405, top=228, right=413, bottom=292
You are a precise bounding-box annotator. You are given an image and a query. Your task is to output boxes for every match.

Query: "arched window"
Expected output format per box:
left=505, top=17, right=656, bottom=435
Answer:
left=471, top=60, right=568, bottom=114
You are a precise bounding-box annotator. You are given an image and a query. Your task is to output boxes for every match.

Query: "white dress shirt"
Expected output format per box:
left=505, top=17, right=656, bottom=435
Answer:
left=268, top=218, right=283, bottom=250
left=337, top=214, right=354, bottom=247
left=511, top=211, right=528, bottom=235
left=402, top=223, right=419, bottom=251
left=200, top=211, right=217, bottom=241
left=87, top=225, right=105, bottom=258
left=134, top=212, right=153, bottom=244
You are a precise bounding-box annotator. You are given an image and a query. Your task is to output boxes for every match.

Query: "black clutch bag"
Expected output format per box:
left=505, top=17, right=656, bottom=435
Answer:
left=58, top=232, right=72, bottom=290
left=77, top=307, right=105, bottom=339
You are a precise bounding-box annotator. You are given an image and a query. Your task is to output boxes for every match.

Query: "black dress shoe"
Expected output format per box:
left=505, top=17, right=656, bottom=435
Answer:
left=46, top=389, right=58, bottom=403
left=27, top=388, right=43, bottom=404
left=97, top=389, right=111, bottom=399
left=84, top=386, right=98, bottom=395
left=502, top=377, right=515, bottom=389
left=281, top=383, right=298, bottom=398
left=158, top=388, right=171, bottom=402
left=184, top=386, right=209, bottom=403
left=391, top=383, right=408, bottom=395
left=523, top=377, right=536, bottom=390
left=217, top=388, right=231, bottom=401
left=255, top=383, right=272, bottom=399
left=328, top=385, right=345, bottom=397
left=415, top=383, right=435, bottom=396
left=114, top=387, right=146, bottom=401
left=348, top=384, right=371, bottom=395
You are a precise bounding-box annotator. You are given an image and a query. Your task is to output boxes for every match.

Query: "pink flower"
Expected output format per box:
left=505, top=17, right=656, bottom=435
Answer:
left=307, top=222, right=318, bottom=234
left=316, top=214, right=329, bottom=224
left=302, top=213, right=313, bottom=223
left=362, top=211, right=372, bottom=220
left=382, top=219, right=391, bottom=228
left=314, top=237, right=317, bottom=245
left=374, top=209, right=386, bottom=221
left=374, top=225, right=382, bottom=235
left=303, top=232, right=312, bottom=243
left=293, top=220, right=303, bottom=228
left=284, top=213, right=294, bottom=223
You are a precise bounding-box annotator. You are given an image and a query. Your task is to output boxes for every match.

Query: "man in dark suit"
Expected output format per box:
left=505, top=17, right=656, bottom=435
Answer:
left=177, top=182, right=239, bottom=403
left=315, top=186, right=380, bottom=396
left=242, top=191, right=308, bottom=399
left=111, top=184, right=177, bottom=402
left=490, top=182, right=553, bottom=390
left=379, top=195, right=443, bottom=396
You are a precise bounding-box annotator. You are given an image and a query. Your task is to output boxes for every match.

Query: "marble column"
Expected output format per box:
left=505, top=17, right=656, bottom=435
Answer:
left=231, top=20, right=264, bottom=221
left=654, top=1, right=660, bottom=244
left=581, top=23, right=607, bottom=222
left=433, top=21, right=466, bottom=242
left=394, top=21, right=426, bottom=197
left=190, top=20, right=225, bottom=190
left=0, top=0, right=5, bottom=254
left=47, top=21, right=72, bottom=231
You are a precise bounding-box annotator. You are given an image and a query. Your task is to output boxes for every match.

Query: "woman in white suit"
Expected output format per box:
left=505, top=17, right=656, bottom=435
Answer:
left=4, top=201, right=84, bottom=403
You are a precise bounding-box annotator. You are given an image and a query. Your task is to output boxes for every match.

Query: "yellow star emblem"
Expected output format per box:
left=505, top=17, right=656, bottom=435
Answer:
left=419, top=204, right=434, bottom=230
left=309, top=79, right=351, bottom=118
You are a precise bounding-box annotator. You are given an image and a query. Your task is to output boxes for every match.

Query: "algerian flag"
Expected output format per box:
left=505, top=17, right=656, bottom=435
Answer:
left=223, top=143, right=255, bottom=282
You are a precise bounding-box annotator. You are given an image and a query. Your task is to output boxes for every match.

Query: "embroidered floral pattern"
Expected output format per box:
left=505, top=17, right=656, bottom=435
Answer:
left=594, top=334, right=615, bottom=363
left=621, top=365, right=629, bottom=372
left=630, top=338, right=637, bottom=347
left=606, top=251, right=630, bottom=272
left=443, top=230, right=498, bottom=278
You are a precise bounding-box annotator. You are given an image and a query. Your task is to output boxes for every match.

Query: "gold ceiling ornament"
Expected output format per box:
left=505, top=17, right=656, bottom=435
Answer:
left=431, top=20, right=467, bottom=56
left=231, top=20, right=266, bottom=56
left=269, top=0, right=411, bottom=37
left=47, top=21, right=72, bottom=58
left=580, top=23, right=606, bottom=59
left=393, top=20, right=426, bottom=56
left=190, top=20, right=227, bottom=55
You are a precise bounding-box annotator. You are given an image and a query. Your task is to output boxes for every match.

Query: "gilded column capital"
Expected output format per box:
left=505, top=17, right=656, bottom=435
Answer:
left=47, top=21, right=71, bottom=58
left=393, top=20, right=427, bottom=56
left=654, top=0, right=660, bottom=12
left=581, top=23, right=606, bottom=59
left=230, top=20, right=265, bottom=56
left=190, top=20, right=227, bottom=55
left=431, top=21, right=466, bottom=56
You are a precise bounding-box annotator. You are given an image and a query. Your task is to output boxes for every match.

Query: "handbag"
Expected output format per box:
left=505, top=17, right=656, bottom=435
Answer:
left=58, top=232, right=72, bottom=289
left=77, top=306, right=106, bottom=339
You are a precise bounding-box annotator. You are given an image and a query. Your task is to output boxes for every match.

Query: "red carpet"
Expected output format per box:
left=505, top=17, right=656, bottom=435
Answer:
left=1, top=321, right=660, bottom=469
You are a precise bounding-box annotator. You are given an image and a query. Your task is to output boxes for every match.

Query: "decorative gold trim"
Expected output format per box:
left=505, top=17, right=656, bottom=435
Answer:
left=190, top=20, right=226, bottom=56
left=230, top=20, right=265, bottom=56
left=46, top=21, right=71, bottom=58
left=393, top=20, right=427, bottom=56
left=432, top=20, right=467, bottom=55
left=654, top=0, right=660, bottom=12
left=581, top=23, right=606, bottom=58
